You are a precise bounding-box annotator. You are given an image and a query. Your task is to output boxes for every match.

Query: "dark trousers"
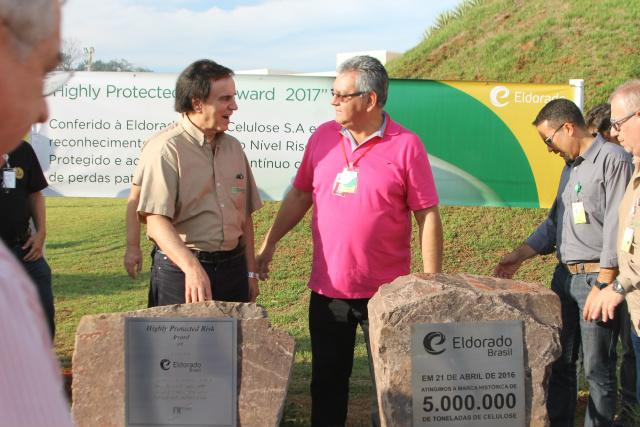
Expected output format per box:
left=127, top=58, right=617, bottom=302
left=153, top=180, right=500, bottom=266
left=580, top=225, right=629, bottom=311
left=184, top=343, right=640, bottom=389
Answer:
left=309, top=291, right=380, bottom=427
left=148, top=251, right=249, bottom=307
left=10, top=245, right=54, bottom=339
left=617, top=300, right=637, bottom=413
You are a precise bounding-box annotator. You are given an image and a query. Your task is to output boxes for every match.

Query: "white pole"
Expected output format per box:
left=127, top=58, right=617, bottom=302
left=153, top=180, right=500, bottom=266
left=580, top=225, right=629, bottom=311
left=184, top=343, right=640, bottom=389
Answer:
left=569, top=79, right=585, bottom=112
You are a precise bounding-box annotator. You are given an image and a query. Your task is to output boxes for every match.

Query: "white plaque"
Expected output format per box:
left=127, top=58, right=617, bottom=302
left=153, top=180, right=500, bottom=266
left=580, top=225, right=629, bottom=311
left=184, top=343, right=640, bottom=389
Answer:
left=411, top=320, right=525, bottom=427
left=125, top=317, right=237, bottom=427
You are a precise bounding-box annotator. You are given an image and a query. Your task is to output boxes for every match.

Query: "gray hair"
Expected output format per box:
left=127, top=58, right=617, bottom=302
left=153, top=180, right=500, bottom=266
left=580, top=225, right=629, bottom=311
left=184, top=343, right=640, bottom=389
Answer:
left=337, top=55, right=389, bottom=108
left=0, top=0, right=59, bottom=58
left=609, top=80, right=640, bottom=114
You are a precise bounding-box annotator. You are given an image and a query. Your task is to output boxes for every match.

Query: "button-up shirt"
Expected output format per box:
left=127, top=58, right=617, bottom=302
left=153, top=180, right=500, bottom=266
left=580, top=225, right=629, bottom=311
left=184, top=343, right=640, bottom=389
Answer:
left=526, top=134, right=632, bottom=268
left=135, top=116, right=262, bottom=252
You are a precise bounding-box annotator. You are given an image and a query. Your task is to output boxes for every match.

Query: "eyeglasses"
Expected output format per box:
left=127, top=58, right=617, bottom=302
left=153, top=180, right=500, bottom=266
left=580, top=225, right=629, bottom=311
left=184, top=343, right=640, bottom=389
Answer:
left=42, top=71, right=74, bottom=96
left=611, top=110, right=639, bottom=132
left=544, top=123, right=566, bottom=147
left=330, top=89, right=365, bottom=102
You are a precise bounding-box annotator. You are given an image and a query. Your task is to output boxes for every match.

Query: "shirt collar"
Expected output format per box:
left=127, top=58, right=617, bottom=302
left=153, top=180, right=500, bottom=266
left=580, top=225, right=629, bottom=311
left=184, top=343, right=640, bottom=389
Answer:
left=340, top=111, right=389, bottom=150
left=576, top=133, right=606, bottom=165
left=181, top=113, right=226, bottom=148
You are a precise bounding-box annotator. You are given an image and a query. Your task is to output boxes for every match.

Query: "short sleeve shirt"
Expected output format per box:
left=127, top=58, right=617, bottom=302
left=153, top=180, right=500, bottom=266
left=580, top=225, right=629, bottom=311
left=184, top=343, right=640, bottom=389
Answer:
left=135, top=116, right=262, bottom=252
left=294, top=114, right=439, bottom=299
left=0, top=141, right=48, bottom=240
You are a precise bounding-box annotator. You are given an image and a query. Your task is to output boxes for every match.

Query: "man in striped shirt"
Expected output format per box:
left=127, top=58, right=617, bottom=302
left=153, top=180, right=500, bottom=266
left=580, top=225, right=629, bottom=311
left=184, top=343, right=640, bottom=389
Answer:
left=0, top=0, right=75, bottom=425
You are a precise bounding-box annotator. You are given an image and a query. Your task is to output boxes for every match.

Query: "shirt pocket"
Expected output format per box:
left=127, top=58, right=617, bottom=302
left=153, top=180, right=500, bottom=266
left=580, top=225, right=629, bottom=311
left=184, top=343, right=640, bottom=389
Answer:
left=229, top=177, right=247, bottom=214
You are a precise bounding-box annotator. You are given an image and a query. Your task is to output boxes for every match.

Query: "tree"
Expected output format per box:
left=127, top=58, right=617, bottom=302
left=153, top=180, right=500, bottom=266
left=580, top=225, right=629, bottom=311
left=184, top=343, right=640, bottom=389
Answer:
left=56, top=36, right=83, bottom=71
left=74, top=58, right=152, bottom=72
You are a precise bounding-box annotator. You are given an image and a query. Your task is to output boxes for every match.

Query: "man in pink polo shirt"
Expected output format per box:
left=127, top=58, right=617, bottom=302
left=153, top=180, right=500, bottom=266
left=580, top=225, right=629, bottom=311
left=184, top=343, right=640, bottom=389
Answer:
left=256, top=55, right=443, bottom=427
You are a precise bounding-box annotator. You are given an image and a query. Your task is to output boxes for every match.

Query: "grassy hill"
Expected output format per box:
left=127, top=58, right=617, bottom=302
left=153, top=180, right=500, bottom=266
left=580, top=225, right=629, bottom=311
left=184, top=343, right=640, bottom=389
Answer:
left=48, top=2, right=640, bottom=426
left=387, top=0, right=640, bottom=110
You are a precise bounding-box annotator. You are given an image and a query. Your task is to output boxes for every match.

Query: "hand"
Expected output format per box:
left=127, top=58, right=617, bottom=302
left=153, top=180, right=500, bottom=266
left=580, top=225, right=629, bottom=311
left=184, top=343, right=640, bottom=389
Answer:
left=493, top=251, right=523, bottom=279
left=583, top=286, right=625, bottom=323
left=124, top=245, right=143, bottom=279
left=21, top=232, right=45, bottom=262
left=582, top=285, right=600, bottom=322
left=248, top=278, right=259, bottom=302
left=184, top=265, right=212, bottom=303
left=256, top=244, right=275, bottom=281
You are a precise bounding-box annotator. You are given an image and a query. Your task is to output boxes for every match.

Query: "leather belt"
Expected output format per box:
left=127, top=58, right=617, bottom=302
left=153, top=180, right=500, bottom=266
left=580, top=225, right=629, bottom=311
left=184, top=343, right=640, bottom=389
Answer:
left=157, top=245, right=245, bottom=264
left=563, top=262, right=600, bottom=274
left=191, top=245, right=245, bottom=264
left=2, top=230, right=30, bottom=247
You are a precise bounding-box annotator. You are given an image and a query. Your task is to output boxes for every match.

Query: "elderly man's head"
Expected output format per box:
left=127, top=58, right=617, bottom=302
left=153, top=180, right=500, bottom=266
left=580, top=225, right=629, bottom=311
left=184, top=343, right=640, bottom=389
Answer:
left=331, top=55, right=389, bottom=131
left=0, top=0, right=62, bottom=154
left=609, top=80, right=640, bottom=157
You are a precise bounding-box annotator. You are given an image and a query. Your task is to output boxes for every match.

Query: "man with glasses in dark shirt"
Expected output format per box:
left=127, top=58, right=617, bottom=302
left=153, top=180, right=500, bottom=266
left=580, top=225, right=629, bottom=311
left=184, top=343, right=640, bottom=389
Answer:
left=495, top=98, right=633, bottom=426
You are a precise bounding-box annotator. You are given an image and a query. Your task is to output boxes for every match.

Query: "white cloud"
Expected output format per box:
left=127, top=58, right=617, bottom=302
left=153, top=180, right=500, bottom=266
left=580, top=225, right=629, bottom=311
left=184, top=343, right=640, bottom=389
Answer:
left=61, top=0, right=460, bottom=72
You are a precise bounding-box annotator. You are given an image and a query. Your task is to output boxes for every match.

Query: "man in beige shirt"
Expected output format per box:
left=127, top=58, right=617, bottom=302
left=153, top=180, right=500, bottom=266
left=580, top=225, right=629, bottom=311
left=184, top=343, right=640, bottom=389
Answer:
left=586, top=80, right=640, bottom=411
left=135, top=59, right=262, bottom=306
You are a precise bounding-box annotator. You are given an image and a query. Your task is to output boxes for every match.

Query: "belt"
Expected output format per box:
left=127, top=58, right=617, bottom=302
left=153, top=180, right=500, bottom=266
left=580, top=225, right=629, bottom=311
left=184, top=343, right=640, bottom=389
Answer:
left=563, top=262, right=600, bottom=274
left=2, top=230, right=30, bottom=247
left=191, top=245, right=245, bottom=264
left=157, top=245, right=245, bottom=264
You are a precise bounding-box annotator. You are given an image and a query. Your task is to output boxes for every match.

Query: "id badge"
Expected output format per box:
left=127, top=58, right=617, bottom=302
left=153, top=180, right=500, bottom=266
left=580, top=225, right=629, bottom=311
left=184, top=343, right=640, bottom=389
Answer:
left=2, top=168, right=15, bottom=189
left=572, top=202, right=586, bottom=224
left=621, top=227, right=634, bottom=253
left=339, top=166, right=358, bottom=194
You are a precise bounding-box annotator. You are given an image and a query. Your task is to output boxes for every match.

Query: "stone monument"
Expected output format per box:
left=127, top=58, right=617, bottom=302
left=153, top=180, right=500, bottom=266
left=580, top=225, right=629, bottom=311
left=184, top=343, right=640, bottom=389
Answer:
left=368, top=273, right=562, bottom=427
left=72, top=301, right=296, bottom=427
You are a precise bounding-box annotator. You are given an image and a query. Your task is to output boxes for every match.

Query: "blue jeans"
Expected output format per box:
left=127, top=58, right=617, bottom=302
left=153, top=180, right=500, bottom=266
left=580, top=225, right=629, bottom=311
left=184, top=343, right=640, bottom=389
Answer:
left=547, top=264, right=619, bottom=427
left=9, top=245, right=54, bottom=338
left=630, top=331, right=640, bottom=405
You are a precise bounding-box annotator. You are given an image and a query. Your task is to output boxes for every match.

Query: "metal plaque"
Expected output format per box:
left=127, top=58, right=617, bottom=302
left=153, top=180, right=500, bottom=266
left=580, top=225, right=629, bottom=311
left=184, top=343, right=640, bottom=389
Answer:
left=125, top=317, right=237, bottom=427
left=411, top=320, right=525, bottom=427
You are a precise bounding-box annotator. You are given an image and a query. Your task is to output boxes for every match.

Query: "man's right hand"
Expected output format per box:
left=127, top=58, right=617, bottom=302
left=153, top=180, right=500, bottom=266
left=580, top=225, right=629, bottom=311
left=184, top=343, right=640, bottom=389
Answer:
left=493, top=252, right=524, bottom=279
left=124, top=245, right=143, bottom=279
left=493, top=243, right=537, bottom=279
left=184, top=264, right=213, bottom=303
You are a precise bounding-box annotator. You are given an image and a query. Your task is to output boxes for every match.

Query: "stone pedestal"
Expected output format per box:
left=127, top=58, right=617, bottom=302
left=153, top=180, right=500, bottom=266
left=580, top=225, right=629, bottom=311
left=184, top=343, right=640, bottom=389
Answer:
left=368, top=273, right=562, bottom=427
left=72, top=301, right=296, bottom=427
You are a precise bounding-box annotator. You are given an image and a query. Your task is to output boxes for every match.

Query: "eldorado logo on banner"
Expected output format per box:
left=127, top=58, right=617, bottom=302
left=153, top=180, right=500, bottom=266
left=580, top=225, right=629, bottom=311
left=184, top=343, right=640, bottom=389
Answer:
left=31, top=72, right=577, bottom=208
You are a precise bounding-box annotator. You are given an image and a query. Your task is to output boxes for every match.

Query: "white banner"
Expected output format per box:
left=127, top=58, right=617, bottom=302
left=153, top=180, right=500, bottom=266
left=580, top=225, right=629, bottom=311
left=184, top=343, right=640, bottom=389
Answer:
left=32, top=72, right=335, bottom=200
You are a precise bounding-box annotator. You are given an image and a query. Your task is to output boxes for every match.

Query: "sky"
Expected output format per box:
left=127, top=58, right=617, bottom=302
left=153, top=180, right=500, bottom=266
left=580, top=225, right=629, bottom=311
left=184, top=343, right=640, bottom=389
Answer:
left=61, top=0, right=462, bottom=73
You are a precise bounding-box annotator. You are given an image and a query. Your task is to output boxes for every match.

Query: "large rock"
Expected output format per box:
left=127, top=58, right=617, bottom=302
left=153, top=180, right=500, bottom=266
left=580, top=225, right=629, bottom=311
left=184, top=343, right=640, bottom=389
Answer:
left=72, top=301, right=296, bottom=427
left=368, top=273, right=562, bottom=427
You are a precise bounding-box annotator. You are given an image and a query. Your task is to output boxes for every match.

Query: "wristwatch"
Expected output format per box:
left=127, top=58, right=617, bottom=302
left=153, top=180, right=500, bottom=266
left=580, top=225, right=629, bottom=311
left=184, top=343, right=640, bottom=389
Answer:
left=612, top=279, right=628, bottom=296
left=248, top=272, right=259, bottom=280
left=595, top=280, right=610, bottom=290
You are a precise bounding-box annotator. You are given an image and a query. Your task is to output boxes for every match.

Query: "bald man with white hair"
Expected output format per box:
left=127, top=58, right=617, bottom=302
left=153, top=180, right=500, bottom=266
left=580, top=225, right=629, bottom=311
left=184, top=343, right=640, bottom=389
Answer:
left=0, top=0, right=75, bottom=425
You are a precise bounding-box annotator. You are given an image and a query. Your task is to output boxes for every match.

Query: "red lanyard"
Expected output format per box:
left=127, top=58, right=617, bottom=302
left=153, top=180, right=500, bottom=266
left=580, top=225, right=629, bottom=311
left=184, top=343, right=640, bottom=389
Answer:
left=340, top=118, right=390, bottom=168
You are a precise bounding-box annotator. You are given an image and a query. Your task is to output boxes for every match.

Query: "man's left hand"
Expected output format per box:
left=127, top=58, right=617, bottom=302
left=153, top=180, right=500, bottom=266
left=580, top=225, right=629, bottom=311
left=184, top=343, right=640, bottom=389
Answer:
left=248, top=277, right=259, bottom=302
left=21, top=232, right=45, bottom=262
left=583, top=286, right=625, bottom=323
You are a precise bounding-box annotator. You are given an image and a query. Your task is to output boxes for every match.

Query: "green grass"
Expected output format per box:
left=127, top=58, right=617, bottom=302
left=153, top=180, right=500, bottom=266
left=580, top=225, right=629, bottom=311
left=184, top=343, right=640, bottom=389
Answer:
left=47, top=197, right=561, bottom=426
left=386, top=0, right=640, bottom=111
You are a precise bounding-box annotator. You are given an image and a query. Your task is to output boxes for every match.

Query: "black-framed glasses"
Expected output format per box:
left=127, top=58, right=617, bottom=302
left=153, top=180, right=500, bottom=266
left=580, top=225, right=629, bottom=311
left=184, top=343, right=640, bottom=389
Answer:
left=611, top=110, right=639, bottom=132
left=544, top=123, right=566, bottom=147
left=330, top=89, right=365, bottom=102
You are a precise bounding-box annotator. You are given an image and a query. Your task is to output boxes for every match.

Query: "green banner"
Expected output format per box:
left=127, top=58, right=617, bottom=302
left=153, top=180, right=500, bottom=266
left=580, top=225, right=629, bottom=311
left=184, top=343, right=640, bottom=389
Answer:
left=387, top=79, right=576, bottom=208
